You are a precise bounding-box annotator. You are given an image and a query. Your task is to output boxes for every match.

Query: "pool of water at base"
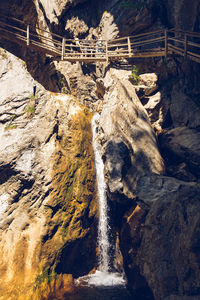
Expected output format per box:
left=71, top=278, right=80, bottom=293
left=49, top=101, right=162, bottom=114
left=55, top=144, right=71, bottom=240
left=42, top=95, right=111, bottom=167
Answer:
left=66, top=286, right=148, bottom=300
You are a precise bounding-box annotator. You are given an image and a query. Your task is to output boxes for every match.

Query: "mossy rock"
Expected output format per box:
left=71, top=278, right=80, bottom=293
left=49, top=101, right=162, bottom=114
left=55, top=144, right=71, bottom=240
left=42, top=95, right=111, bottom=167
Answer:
left=32, top=104, right=98, bottom=296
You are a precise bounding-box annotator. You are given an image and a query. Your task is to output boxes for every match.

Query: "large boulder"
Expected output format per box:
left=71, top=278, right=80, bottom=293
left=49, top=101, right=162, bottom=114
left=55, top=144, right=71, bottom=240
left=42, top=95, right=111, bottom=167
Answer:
left=120, top=174, right=200, bottom=300
left=98, top=68, right=164, bottom=202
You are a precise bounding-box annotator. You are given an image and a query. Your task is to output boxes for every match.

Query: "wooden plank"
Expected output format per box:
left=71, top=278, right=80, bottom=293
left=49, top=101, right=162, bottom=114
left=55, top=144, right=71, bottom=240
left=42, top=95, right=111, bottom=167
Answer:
left=187, top=50, right=200, bottom=59
left=108, top=50, right=165, bottom=58
left=169, top=29, right=200, bottom=38
left=127, top=29, right=164, bottom=40
left=27, top=25, right=30, bottom=46
left=105, top=40, right=108, bottom=62
left=127, top=37, right=131, bottom=57
left=61, top=38, right=65, bottom=60
left=130, top=36, right=164, bottom=45
left=108, top=36, right=164, bottom=49
left=165, top=29, right=168, bottom=57
left=0, top=20, right=27, bottom=34
left=131, top=36, right=164, bottom=47
left=168, top=44, right=184, bottom=53
left=168, top=37, right=184, bottom=44
left=187, top=55, right=200, bottom=63
left=184, top=34, right=187, bottom=59
left=108, top=30, right=163, bottom=43
left=187, top=41, right=200, bottom=49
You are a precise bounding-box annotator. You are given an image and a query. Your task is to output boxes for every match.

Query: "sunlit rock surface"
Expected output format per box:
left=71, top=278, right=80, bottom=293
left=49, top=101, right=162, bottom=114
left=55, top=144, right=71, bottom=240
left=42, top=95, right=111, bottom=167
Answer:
left=0, top=49, right=97, bottom=299
left=98, top=68, right=164, bottom=201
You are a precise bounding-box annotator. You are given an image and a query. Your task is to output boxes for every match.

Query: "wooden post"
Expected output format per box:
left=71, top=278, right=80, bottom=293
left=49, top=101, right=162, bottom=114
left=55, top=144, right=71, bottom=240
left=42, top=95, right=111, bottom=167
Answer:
left=27, top=25, right=30, bottom=46
left=61, top=38, right=66, bottom=60
left=184, top=34, right=187, bottom=59
left=164, top=29, right=168, bottom=58
left=105, top=40, right=108, bottom=63
left=127, top=37, right=131, bottom=57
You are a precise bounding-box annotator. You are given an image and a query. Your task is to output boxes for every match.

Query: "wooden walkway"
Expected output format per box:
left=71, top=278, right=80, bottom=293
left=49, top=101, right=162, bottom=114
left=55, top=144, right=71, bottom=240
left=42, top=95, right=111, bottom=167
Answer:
left=0, top=14, right=200, bottom=64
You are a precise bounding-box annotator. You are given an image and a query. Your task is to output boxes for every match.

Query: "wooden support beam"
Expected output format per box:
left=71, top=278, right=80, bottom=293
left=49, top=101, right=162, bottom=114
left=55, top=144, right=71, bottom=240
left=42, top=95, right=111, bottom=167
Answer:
left=164, top=29, right=168, bottom=58
left=27, top=25, right=30, bottom=46
left=127, top=37, right=131, bottom=57
left=105, top=40, right=108, bottom=63
left=184, top=34, right=188, bottom=59
left=61, top=38, right=65, bottom=60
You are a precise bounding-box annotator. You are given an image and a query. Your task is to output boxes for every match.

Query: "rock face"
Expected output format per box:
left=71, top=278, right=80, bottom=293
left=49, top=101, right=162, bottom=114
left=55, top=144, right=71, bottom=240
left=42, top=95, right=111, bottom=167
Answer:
left=160, top=127, right=200, bottom=174
left=166, top=0, right=200, bottom=30
left=0, top=49, right=97, bottom=299
left=98, top=68, right=164, bottom=201
left=0, top=0, right=200, bottom=300
left=135, top=175, right=200, bottom=300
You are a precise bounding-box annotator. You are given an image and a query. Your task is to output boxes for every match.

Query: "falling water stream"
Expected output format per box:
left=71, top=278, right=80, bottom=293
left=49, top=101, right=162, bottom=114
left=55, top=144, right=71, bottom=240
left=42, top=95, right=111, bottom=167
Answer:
left=92, top=113, right=111, bottom=273
left=72, top=114, right=133, bottom=299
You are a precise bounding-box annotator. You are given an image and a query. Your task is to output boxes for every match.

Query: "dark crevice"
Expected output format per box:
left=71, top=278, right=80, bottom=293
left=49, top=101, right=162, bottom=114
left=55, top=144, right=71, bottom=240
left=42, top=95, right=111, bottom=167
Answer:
left=45, top=122, right=59, bottom=144
left=0, top=164, right=18, bottom=184
left=11, top=178, right=35, bottom=203
left=55, top=229, right=97, bottom=278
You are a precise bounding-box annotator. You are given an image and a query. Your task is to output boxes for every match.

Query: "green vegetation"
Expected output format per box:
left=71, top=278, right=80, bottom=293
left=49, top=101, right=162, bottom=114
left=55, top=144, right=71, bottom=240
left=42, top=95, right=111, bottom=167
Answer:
left=0, top=49, right=8, bottom=59
left=129, top=65, right=140, bottom=84
left=35, top=268, right=57, bottom=287
left=58, top=75, right=68, bottom=93
left=50, top=72, right=68, bottom=93
left=50, top=107, right=96, bottom=241
left=5, top=114, right=17, bottom=131
left=25, top=94, right=36, bottom=117
left=26, top=105, right=35, bottom=115
left=29, top=93, right=36, bottom=100
left=5, top=123, right=17, bottom=131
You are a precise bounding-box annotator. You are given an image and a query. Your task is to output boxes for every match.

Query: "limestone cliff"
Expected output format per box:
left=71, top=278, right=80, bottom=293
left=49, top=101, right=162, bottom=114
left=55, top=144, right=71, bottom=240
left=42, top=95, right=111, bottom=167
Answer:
left=0, top=1, right=200, bottom=300
left=0, top=50, right=97, bottom=299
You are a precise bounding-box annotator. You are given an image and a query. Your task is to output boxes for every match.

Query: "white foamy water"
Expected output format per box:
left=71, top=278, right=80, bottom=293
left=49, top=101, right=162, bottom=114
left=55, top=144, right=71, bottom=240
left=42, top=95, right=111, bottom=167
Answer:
left=75, top=114, right=126, bottom=288
left=92, top=114, right=110, bottom=272
left=76, top=270, right=126, bottom=287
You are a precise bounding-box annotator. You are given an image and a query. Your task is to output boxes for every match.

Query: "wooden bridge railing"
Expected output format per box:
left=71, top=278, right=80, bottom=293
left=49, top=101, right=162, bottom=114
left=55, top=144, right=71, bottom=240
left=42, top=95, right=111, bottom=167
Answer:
left=0, top=14, right=200, bottom=64
left=167, top=29, right=200, bottom=63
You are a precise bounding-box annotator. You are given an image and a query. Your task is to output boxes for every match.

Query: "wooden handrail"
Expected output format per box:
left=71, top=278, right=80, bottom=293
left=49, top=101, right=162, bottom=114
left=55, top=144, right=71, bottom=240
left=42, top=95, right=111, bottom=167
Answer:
left=0, top=14, right=200, bottom=64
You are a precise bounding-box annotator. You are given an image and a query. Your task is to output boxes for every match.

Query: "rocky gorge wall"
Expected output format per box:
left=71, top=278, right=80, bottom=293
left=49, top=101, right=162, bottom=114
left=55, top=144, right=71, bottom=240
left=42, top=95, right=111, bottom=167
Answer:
left=0, top=0, right=200, bottom=300
left=0, top=49, right=97, bottom=299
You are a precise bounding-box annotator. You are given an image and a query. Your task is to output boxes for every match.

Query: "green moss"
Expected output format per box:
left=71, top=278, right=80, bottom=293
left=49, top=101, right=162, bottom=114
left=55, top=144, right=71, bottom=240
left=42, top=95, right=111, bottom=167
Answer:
left=0, top=49, right=8, bottom=59
left=35, top=267, right=57, bottom=287
left=36, top=104, right=97, bottom=282
left=5, top=123, right=17, bottom=130
left=29, top=94, right=36, bottom=100
left=26, top=105, right=35, bottom=115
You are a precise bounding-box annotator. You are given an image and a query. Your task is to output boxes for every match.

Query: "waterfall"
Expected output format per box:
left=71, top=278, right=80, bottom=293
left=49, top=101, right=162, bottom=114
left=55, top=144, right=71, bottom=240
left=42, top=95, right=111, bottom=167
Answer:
left=92, top=113, right=110, bottom=272
left=76, top=114, right=126, bottom=287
